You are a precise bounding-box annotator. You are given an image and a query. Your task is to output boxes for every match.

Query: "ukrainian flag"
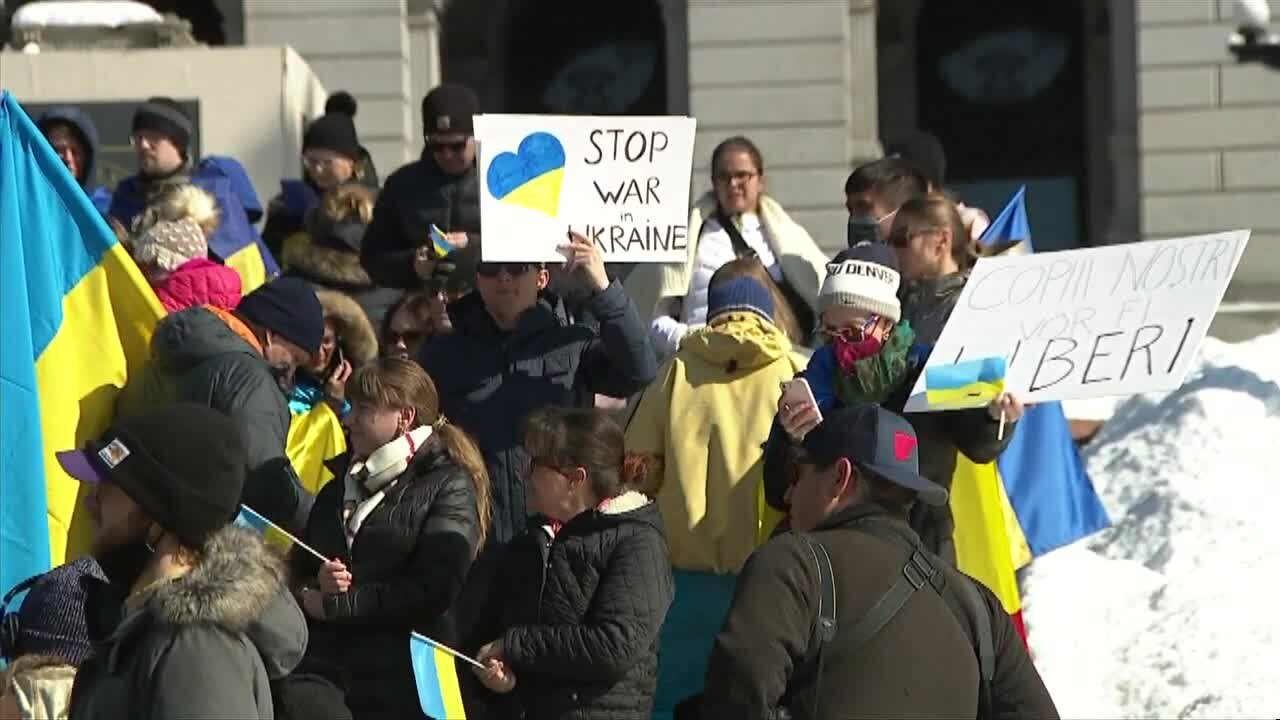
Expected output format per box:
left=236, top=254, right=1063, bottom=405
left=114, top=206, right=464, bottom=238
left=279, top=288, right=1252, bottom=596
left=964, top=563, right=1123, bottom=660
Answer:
left=410, top=632, right=467, bottom=720
left=978, top=186, right=1110, bottom=557
left=925, top=356, right=1006, bottom=410
left=0, top=92, right=164, bottom=592
left=286, top=402, right=347, bottom=497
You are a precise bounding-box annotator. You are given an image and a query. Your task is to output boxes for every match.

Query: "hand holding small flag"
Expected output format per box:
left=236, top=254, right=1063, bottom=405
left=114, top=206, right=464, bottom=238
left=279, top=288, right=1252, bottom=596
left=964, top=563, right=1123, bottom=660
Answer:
left=474, top=639, right=517, bottom=694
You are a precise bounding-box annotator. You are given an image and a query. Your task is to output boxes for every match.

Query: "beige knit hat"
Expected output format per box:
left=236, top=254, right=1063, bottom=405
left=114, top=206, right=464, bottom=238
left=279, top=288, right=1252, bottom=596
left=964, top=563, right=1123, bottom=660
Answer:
left=131, top=216, right=208, bottom=272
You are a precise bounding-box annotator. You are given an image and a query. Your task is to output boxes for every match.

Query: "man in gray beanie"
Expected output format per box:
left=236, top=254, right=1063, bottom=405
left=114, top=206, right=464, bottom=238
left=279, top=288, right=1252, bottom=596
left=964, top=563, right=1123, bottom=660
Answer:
left=117, top=277, right=324, bottom=532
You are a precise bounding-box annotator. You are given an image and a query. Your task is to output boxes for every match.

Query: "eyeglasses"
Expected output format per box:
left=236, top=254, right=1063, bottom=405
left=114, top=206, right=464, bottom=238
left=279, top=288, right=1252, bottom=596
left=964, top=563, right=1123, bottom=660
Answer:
left=476, top=262, right=537, bottom=278
left=713, top=170, right=759, bottom=185
left=817, top=314, right=882, bottom=343
left=129, top=131, right=170, bottom=148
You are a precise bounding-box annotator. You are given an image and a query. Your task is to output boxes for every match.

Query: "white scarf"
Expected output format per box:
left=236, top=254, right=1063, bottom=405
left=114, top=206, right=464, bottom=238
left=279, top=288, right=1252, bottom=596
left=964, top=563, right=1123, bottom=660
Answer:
left=342, top=425, right=433, bottom=549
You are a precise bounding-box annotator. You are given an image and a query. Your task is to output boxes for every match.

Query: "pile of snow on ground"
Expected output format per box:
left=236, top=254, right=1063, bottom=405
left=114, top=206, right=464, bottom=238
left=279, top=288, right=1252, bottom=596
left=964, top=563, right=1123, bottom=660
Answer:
left=1023, top=329, right=1280, bottom=719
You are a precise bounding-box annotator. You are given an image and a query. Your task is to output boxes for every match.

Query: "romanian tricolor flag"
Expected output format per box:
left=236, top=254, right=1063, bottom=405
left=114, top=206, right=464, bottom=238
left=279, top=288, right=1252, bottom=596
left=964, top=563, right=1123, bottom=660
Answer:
left=410, top=632, right=468, bottom=720
left=949, top=187, right=1111, bottom=639
left=0, top=91, right=164, bottom=592
left=978, top=187, right=1110, bottom=558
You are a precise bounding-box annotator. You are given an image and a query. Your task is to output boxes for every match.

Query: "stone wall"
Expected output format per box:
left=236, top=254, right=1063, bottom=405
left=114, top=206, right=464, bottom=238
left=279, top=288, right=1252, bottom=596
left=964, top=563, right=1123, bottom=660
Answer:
left=1137, top=0, right=1280, bottom=298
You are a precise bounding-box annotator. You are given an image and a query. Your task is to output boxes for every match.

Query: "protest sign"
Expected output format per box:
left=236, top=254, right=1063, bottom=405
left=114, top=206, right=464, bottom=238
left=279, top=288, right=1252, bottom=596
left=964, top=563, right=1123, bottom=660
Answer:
left=903, top=230, right=1250, bottom=411
left=474, top=114, right=696, bottom=263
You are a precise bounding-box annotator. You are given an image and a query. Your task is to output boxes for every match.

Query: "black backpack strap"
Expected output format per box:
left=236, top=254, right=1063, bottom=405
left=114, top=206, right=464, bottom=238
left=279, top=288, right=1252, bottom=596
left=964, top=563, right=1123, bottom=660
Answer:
left=947, top=572, right=996, bottom=719
left=714, top=207, right=758, bottom=260
left=844, top=549, right=943, bottom=654
left=847, top=519, right=995, bottom=718
left=797, top=534, right=837, bottom=720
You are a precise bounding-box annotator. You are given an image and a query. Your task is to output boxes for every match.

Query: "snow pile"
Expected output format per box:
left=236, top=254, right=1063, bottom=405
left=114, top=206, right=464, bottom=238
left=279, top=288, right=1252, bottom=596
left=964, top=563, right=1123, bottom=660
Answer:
left=12, top=1, right=162, bottom=29
left=1023, top=329, right=1280, bottom=718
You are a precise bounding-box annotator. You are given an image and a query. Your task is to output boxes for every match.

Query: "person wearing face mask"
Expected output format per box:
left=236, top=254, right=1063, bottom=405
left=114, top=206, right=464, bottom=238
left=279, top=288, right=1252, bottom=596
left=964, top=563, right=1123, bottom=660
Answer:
left=843, top=157, right=930, bottom=247
left=56, top=404, right=307, bottom=720
left=116, top=276, right=325, bottom=532
left=419, top=232, right=657, bottom=546
left=763, top=240, right=1022, bottom=564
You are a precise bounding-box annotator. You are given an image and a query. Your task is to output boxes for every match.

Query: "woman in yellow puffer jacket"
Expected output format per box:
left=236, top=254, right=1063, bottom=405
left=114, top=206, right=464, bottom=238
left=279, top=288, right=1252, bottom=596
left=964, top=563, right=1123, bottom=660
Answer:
left=625, top=259, right=808, bottom=718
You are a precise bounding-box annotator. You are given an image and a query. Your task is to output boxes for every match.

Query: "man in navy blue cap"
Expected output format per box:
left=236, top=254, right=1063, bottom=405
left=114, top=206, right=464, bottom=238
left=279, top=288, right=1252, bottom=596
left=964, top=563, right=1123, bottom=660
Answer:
left=116, top=277, right=324, bottom=532
left=702, top=404, right=1058, bottom=720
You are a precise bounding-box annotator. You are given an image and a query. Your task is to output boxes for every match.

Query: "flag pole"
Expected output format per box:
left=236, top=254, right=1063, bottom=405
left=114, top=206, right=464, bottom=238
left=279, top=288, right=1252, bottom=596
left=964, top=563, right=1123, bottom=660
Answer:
left=411, top=631, right=486, bottom=670
left=239, top=505, right=329, bottom=563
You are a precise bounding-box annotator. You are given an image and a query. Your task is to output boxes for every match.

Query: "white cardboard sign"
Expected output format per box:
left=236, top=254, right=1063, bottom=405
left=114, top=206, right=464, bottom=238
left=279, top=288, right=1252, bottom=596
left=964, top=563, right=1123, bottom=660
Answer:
left=473, top=114, right=697, bottom=263
left=902, top=230, right=1251, bottom=411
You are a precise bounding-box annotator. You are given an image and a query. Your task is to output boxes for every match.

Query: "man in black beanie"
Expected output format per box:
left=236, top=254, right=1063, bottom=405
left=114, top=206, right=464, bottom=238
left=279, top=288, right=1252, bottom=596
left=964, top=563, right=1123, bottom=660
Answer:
left=117, top=277, right=324, bottom=531
left=107, top=97, right=282, bottom=285
left=56, top=404, right=308, bottom=720
left=362, top=82, right=482, bottom=290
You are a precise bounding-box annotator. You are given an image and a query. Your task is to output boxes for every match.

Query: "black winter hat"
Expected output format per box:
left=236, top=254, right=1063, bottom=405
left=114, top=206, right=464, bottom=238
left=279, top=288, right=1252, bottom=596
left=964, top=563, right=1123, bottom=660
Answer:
left=236, top=276, right=325, bottom=355
left=56, top=404, right=248, bottom=549
left=421, top=83, right=480, bottom=136
left=0, top=556, right=108, bottom=666
left=132, top=96, right=192, bottom=152
left=885, top=131, right=947, bottom=188
left=303, top=112, right=361, bottom=160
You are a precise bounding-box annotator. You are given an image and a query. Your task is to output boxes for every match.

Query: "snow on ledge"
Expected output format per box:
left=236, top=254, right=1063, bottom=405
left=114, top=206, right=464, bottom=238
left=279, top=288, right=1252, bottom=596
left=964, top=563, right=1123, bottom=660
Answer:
left=12, top=1, right=163, bottom=29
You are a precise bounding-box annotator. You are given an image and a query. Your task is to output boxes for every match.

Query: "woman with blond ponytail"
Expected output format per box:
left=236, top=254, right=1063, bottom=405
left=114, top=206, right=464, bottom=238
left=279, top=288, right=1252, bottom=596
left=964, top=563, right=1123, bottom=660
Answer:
left=288, top=357, right=491, bottom=720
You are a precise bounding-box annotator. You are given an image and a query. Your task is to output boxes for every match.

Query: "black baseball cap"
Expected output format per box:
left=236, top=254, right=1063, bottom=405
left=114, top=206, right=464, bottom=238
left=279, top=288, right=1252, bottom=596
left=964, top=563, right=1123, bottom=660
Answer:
left=799, top=404, right=948, bottom=506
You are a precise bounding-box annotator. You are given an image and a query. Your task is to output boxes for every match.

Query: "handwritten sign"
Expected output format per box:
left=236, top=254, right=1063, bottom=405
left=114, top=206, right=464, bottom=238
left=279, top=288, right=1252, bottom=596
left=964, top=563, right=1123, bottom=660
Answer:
left=474, top=114, right=697, bottom=263
left=902, top=230, right=1251, bottom=411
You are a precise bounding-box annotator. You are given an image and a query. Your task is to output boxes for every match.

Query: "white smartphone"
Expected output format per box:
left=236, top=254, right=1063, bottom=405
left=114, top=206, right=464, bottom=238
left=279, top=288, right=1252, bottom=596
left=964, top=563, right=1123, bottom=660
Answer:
left=780, top=378, right=823, bottom=424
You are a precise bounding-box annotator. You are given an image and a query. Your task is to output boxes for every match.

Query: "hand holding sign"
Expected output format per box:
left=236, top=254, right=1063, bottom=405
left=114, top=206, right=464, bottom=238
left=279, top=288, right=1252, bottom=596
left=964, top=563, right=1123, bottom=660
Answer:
left=558, top=230, right=609, bottom=292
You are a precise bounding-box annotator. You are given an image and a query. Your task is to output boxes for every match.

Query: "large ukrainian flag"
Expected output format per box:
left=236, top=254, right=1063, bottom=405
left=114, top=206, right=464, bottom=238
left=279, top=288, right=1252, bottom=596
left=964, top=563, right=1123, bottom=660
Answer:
left=0, top=92, right=163, bottom=592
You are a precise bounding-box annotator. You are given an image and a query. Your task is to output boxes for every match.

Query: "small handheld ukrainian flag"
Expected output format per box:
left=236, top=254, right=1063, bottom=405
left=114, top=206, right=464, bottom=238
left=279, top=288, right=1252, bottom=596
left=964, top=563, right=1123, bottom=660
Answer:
left=429, top=224, right=457, bottom=258
left=925, top=356, right=1006, bottom=410
left=410, top=632, right=468, bottom=719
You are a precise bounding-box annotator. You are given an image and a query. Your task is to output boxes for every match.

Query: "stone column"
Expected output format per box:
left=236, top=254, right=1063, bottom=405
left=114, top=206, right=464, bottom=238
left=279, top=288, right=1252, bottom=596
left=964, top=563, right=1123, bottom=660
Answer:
left=848, top=0, right=882, bottom=163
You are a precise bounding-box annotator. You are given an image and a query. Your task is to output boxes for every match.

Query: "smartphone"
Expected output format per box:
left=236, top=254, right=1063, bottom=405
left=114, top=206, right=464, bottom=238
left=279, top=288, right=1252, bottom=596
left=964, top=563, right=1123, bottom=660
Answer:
left=780, top=378, right=823, bottom=424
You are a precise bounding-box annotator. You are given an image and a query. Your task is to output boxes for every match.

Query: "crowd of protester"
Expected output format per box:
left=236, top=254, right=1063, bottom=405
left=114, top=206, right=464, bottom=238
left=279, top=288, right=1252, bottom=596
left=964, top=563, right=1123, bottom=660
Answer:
left=0, top=82, right=1061, bottom=720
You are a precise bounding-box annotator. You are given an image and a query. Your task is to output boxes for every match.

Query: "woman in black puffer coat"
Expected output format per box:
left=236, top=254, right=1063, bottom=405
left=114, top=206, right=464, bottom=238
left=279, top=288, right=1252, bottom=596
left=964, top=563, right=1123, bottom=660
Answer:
left=471, top=407, right=673, bottom=720
left=288, top=358, right=492, bottom=720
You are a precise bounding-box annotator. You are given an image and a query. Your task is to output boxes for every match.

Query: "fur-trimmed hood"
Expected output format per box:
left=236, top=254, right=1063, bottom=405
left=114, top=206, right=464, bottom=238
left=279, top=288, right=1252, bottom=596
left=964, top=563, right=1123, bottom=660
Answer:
left=315, top=288, right=379, bottom=366
left=281, top=229, right=374, bottom=291
left=139, top=526, right=307, bottom=678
